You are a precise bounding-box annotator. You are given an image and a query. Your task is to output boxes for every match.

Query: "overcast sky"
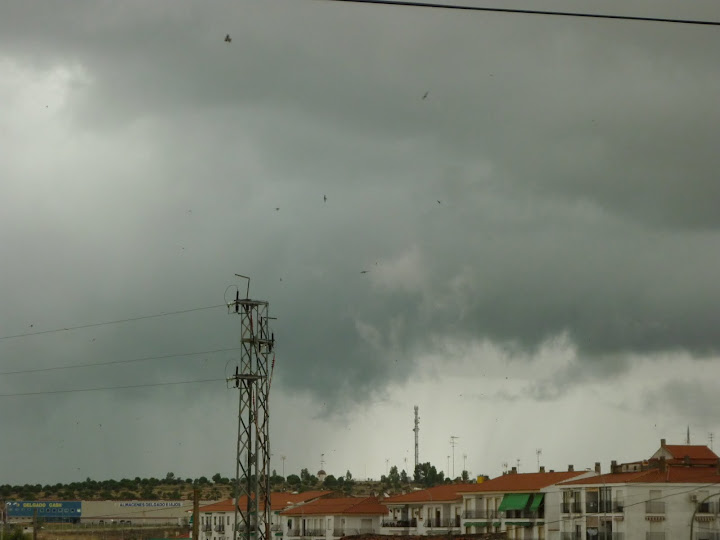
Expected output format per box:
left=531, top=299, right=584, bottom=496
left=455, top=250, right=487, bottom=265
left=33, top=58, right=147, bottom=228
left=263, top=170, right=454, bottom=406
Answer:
left=1, top=0, right=720, bottom=487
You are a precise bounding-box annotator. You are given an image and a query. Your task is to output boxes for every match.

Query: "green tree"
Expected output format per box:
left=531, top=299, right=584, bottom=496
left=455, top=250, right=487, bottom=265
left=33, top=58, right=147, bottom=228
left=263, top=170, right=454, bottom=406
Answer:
left=323, top=474, right=337, bottom=488
left=461, top=470, right=470, bottom=482
left=165, top=472, right=176, bottom=482
left=212, top=473, right=222, bottom=484
left=287, top=474, right=301, bottom=487
left=388, top=466, right=400, bottom=488
left=400, top=470, right=409, bottom=484
left=414, top=462, right=444, bottom=487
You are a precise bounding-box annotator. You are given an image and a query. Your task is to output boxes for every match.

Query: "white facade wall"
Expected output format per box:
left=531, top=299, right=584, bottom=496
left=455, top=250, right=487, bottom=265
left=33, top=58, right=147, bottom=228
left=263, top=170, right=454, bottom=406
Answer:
left=198, top=508, right=284, bottom=540
left=81, top=500, right=202, bottom=525
left=382, top=501, right=462, bottom=536
left=557, top=483, right=720, bottom=540
left=283, top=514, right=381, bottom=540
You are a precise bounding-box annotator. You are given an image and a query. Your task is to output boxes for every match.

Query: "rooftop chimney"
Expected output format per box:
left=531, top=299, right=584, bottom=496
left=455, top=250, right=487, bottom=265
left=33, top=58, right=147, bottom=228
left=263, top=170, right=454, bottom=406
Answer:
left=594, top=462, right=601, bottom=474
left=611, top=460, right=618, bottom=473
left=568, top=465, right=574, bottom=472
left=549, top=469, right=555, bottom=473
left=539, top=466, right=546, bottom=473
left=510, top=466, right=517, bottom=474
left=661, top=438, right=666, bottom=447
left=659, top=456, right=667, bottom=472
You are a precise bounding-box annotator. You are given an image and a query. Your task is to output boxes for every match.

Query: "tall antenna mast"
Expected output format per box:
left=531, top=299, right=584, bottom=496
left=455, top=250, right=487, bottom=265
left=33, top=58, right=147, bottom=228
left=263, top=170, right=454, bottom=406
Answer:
left=227, top=275, right=275, bottom=540
left=413, top=406, right=420, bottom=471
left=709, top=433, right=715, bottom=450
left=687, top=425, right=691, bottom=445
left=536, top=449, right=542, bottom=471
left=450, top=436, right=459, bottom=479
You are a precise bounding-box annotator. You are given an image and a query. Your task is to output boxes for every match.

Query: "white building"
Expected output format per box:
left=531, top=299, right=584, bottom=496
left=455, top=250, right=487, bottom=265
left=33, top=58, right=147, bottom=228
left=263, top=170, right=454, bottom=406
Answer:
left=556, top=440, right=720, bottom=540
left=195, top=491, right=331, bottom=540
left=459, top=467, right=596, bottom=540
left=382, top=483, right=485, bottom=535
left=281, top=496, right=387, bottom=540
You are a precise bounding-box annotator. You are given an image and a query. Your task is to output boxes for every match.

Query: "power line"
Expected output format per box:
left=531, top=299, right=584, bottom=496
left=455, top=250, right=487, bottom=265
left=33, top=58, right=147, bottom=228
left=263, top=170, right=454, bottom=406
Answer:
left=0, top=304, right=225, bottom=342
left=0, top=346, right=241, bottom=376
left=0, top=378, right=225, bottom=398
left=318, top=0, right=720, bottom=27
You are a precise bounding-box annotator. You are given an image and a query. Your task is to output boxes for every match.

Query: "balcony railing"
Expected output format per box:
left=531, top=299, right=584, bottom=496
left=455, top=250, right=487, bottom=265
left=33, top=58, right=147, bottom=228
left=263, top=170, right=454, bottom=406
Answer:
left=301, top=529, right=325, bottom=537
left=585, top=501, right=623, bottom=514
left=341, top=529, right=374, bottom=536
left=463, top=510, right=498, bottom=519
left=381, top=519, right=417, bottom=528
left=645, top=501, right=666, bottom=514
left=504, top=510, right=543, bottom=520
left=202, top=525, right=212, bottom=533
left=561, top=503, right=582, bottom=514
left=288, top=529, right=301, bottom=537
left=560, top=533, right=581, bottom=540
left=270, top=524, right=282, bottom=532
left=215, top=526, right=226, bottom=533
left=425, top=518, right=460, bottom=528
left=694, top=533, right=720, bottom=540
left=646, top=533, right=665, bottom=540
left=593, top=534, right=624, bottom=540
left=333, top=529, right=344, bottom=537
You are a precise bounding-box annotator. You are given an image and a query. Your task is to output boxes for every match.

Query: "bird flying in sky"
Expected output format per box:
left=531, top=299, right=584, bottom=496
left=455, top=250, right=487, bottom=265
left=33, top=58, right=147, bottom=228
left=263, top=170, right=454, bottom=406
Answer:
left=225, top=34, right=232, bottom=43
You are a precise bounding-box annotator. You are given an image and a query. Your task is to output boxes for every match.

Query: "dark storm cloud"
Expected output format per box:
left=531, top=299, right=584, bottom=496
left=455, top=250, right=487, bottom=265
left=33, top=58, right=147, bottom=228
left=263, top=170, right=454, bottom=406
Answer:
left=1, top=0, right=720, bottom=421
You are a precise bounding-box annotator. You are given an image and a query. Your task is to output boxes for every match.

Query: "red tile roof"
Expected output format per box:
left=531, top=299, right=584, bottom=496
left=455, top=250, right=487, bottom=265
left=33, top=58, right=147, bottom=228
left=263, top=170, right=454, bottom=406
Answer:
left=561, top=467, right=720, bottom=485
left=663, top=445, right=718, bottom=461
left=383, top=484, right=486, bottom=504
left=457, top=472, right=588, bottom=493
left=281, top=497, right=388, bottom=516
left=199, top=491, right=332, bottom=513
left=199, top=499, right=236, bottom=513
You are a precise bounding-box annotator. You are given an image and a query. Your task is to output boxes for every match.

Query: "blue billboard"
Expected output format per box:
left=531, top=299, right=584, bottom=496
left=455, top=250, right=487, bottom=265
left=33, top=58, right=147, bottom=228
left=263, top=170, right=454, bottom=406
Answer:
left=5, top=501, right=82, bottom=522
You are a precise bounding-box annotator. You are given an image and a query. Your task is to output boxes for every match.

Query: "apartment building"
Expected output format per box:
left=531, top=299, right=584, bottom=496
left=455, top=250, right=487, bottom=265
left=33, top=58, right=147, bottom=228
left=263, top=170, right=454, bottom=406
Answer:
left=281, top=496, right=388, bottom=540
left=557, top=440, right=720, bottom=540
left=381, top=483, right=486, bottom=535
left=195, top=491, right=331, bottom=540
left=460, top=467, right=596, bottom=540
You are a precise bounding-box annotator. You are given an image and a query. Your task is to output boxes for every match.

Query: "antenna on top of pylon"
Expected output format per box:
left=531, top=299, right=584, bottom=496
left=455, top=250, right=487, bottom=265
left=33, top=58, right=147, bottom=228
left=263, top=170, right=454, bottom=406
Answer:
left=235, top=274, right=251, bottom=298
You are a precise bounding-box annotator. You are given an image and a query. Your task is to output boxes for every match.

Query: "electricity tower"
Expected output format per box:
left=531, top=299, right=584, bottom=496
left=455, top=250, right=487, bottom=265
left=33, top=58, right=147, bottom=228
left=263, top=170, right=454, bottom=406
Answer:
left=227, top=275, right=275, bottom=540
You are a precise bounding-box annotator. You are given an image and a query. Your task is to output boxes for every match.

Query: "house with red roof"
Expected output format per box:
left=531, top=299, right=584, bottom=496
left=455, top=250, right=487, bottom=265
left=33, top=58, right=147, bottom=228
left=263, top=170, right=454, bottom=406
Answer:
left=459, top=466, right=596, bottom=540
left=381, top=483, right=489, bottom=535
left=194, top=491, right=332, bottom=540
left=280, top=496, right=388, bottom=540
left=555, top=439, right=720, bottom=540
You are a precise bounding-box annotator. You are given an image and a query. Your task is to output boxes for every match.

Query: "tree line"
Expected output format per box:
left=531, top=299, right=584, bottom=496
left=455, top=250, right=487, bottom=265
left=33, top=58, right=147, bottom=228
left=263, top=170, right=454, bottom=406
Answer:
left=1, top=463, right=474, bottom=501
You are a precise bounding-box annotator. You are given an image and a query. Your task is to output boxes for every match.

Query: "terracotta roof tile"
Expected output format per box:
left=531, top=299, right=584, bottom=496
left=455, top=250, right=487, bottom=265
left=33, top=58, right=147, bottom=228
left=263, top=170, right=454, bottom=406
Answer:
left=383, top=484, right=484, bottom=504
left=458, top=472, right=588, bottom=493
left=663, top=445, right=719, bottom=461
left=199, top=499, right=236, bottom=513
left=281, top=497, right=387, bottom=516
left=561, top=468, right=720, bottom=485
left=199, top=491, right=332, bottom=514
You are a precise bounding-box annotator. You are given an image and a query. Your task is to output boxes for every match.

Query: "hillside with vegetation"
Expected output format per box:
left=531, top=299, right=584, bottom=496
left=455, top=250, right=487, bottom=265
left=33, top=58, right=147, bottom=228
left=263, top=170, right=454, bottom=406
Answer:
left=0, top=463, right=475, bottom=501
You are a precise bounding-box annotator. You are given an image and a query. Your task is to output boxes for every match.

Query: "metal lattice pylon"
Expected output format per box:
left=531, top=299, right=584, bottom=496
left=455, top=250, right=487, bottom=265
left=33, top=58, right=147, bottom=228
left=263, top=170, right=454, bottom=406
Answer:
left=228, top=282, right=274, bottom=540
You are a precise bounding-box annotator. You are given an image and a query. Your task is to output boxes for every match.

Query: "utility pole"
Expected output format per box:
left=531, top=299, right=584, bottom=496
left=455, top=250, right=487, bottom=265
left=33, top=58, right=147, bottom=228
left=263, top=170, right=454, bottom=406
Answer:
left=463, top=454, right=467, bottom=475
left=447, top=456, right=450, bottom=475
left=450, top=436, right=459, bottom=479
left=281, top=456, right=286, bottom=481
left=227, top=275, right=275, bottom=540
left=33, top=509, right=37, bottom=540
left=536, top=449, right=542, bottom=471
left=192, top=489, right=199, bottom=540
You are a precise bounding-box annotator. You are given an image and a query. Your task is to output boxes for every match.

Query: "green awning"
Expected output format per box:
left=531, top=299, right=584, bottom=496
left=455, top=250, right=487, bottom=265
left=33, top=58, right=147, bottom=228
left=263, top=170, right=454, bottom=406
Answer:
left=498, top=493, right=531, bottom=512
left=506, top=522, right=533, bottom=527
left=492, top=522, right=501, bottom=527
left=464, top=522, right=488, bottom=527
left=529, top=493, right=544, bottom=512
